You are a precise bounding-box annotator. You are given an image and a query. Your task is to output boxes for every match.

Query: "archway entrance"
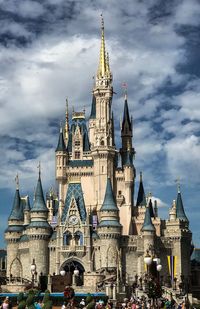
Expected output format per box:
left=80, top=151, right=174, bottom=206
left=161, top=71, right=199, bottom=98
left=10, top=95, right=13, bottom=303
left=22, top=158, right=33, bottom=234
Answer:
left=51, top=260, right=85, bottom=292
left=63, top=260, right=85, bottom=286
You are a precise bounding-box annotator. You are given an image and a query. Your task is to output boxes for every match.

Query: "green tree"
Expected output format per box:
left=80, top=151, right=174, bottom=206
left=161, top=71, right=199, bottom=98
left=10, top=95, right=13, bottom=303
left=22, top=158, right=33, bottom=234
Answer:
left=42, top=290, right=52, bottom=309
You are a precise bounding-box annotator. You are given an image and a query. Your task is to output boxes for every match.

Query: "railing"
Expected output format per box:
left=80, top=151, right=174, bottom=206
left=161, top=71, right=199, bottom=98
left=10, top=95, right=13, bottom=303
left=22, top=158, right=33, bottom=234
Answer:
left=60, top=245, right=86, bottom=252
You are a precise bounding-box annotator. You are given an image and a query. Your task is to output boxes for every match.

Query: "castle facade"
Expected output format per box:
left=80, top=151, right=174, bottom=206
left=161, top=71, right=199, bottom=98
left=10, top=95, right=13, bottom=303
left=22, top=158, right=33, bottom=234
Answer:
left=5, top=18, right=192, bottom=292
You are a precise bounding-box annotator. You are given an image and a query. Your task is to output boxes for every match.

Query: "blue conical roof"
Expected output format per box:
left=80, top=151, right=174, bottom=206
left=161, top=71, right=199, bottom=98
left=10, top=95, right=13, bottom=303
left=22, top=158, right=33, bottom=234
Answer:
left=141, top=206, right=155, bottom=232
left=136, top=172, right=146, bottom=207
left=31, top=174, right=48, bottom=212
left=176, top=191, right=188, bottom=222
left=122, top=98, right=132, bottom=131
left=149, top=199, right=155, bottom=218
left=100, top=178, right=118, bottom=212
left=9, top=189, right=24, bottom=221
left=90, top=94, right=96, bottom=119
left=83, top=131, right=90, bottom=151
left=56, top=128, right=66, bottom=152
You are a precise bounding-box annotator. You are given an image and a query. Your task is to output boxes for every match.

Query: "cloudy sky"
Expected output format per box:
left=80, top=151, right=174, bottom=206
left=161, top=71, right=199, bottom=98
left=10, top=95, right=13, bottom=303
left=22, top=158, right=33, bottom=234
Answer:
left=0, top=0, right=200, bottom=247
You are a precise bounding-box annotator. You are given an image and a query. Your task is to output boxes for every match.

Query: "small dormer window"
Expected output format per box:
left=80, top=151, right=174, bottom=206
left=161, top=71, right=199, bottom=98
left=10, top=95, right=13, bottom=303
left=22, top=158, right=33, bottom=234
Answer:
left=75, top=151, right=80, bottom=159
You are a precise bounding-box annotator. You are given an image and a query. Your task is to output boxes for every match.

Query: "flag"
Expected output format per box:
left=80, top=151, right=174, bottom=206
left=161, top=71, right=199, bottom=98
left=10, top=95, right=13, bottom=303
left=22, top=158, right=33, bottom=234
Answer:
left=167, top=255, right=177, bottom=281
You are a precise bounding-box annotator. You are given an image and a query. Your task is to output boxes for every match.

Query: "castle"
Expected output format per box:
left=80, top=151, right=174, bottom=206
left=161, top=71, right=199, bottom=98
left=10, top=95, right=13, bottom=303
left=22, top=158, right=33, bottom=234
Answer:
left=5, top=18, right=192, bottom=293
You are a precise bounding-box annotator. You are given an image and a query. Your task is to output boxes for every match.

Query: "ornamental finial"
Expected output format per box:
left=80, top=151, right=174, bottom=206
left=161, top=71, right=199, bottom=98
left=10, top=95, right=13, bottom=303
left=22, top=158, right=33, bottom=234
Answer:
left=37, top=162, right=41, bottom=177
left=15, top=173, right=19, bottom=190
left=175, top=177, right=181, bottom=193
left=140, top=171, right=143, bottom=182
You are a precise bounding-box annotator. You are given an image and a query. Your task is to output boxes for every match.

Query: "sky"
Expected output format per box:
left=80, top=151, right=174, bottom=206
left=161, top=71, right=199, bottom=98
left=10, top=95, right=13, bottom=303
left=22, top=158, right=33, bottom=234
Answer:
left=0, top=0, right=200, bottom=248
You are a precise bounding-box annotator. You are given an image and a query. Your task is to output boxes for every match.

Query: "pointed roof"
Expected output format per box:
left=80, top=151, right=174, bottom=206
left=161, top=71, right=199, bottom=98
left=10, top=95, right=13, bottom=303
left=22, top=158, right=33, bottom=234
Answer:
left=136, top=172, right=146, bottom=207
left=97, top=15, right=106, bottom=78
left=31, top=173, right=48, bottom=212
left=176, top=191, right=188, bottom=222
left=9, top=188, right=24, bottom=221
left=100, top=178, right=118, bottom=212
left=90, top=94, right=96, bottom=119
left=148, top=199, right=155, bottom=218
left=61, top=183, right=86, bottom=223
left=83, top=131, right=90, bottom=151
left=56, top=127, right=66, bottom=152
left=122, top=95, right=132, bottom=132
left=141, top=205, right=155, bottom=232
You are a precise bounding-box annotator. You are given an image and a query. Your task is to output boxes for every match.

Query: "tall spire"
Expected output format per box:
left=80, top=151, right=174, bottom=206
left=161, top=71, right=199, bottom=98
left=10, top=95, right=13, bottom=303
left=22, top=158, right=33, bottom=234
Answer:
left=176, top=189, right=188, bottom=222
left=31, top=168, right=48, bottom=212
left=56, top=126, right=66, bottom=152
left=136, top=172, right=146, bottom=207
left=97, top=14, right=106, bottom=78
left=8, top=176, right=23, bottom=221
left=100, top=178, right=118, bottom=212
left=90, top=94, right=96, bottom=119
left=141, top=205, right=155, bottom=232
left=65, top=98, right=69, bottom=142
left=122, top=93, right=132, bottom=132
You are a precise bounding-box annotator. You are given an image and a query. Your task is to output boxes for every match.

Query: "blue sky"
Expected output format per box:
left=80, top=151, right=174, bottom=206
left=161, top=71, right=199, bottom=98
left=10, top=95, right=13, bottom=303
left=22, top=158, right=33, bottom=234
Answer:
left=0, top=0, right=200, bottom=247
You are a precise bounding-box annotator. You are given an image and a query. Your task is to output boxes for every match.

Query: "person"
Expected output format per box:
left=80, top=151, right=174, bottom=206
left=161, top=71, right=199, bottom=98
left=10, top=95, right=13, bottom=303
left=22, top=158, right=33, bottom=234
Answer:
left=62, top=301, right=67, bottom=309
left=35, top=300, right=42, bottom=309
left=1, top=297, right=10, bottom=309
left=80, top=299, right=85, bottom=308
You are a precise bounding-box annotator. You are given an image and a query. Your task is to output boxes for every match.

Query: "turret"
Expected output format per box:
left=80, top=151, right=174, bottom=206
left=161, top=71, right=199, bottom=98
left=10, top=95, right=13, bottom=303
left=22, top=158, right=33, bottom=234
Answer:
left=176, top=190, right=189, bottom=223
left=5, top=175, right=24, bottom=277
left=142, top=202, right=155, bottom=252
left=26, top=168, right=52, bottom=277
left=23, top=195, right=31, bottom=226
left=89, top=16, right=116, bottom=208
left=98, top=177, right=121, bottom=268
left=169, top=199, right=176, bottom=221
left=136, top=172, right=146, bottom=207
left=120, top=93, right=135, bottom=166
left=55, top=126, right=67, bottom=179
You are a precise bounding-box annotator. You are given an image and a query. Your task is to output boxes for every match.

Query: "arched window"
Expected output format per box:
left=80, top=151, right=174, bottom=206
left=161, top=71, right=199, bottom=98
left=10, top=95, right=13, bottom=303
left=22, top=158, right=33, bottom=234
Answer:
left=63, top=231, right=72, bottom=246
left=74, top=231, right=84, bottom=246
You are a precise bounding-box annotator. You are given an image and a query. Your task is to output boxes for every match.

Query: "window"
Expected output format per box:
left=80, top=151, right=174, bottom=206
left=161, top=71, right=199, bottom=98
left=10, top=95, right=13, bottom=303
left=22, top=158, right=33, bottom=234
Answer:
left=74, top=231, right=84, bottom=246
left=75, top=151, right=80, bottom=159
left=118, top=190, right=122, bottom=196
left=75, top=140, right=80, bottom=146
left=63, top=232, right=72, bottom=246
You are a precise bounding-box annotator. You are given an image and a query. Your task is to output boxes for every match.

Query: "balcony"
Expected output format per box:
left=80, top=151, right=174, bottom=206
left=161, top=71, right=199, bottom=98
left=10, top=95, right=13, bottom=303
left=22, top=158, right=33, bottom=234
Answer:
left=60, top=245, right=86, bottom=257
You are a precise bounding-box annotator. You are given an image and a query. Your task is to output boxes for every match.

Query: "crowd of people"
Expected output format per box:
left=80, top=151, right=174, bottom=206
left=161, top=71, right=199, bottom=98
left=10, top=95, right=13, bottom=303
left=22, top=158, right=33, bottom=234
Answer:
left=60, top=295, right=190, bottom=309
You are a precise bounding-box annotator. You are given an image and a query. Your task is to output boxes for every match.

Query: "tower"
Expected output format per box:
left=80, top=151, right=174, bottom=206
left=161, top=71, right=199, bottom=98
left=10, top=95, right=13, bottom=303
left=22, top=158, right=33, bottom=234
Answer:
left=55, top=126, right=67, bottom=218
left=5, top=175, right=24, bottom=278
left=165, top=185, right=192, bottom=281
left=98, top=177, right=121, bottom=269
left=89, top=16, right=116, bottom=209
left=27, top=169, right=52, bottom=276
